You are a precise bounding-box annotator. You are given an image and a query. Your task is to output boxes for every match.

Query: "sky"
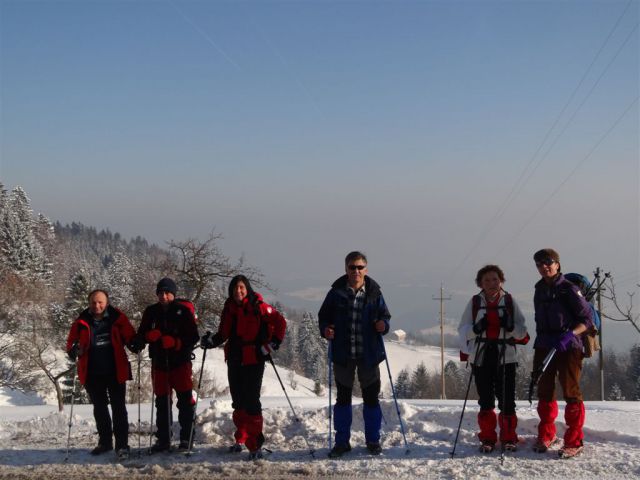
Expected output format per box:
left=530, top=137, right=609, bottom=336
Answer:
left=1, top=0, right=638, bottom=349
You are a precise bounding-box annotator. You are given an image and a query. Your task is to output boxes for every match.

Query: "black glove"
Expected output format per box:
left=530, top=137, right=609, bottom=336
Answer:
left=269, top=338, right=281, bottom=351
left=200, top=331, right=223, bottom=350
left=128, top=336, right=145, bottom=354
left=501, top=313, right=515, bottom=332
left=472, top=316, right=487, bottom=335
left=67, top=342, right=79, bottom=361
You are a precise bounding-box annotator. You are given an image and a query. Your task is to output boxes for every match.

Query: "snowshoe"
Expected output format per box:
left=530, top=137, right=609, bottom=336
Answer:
left=228, top=443, right=243, bottom=453
left=559, top=445, right=583, bottom=459
left=533, top=436, right=559, bottom=453
left=479, top=441, right=495, bottom=453
left=328, top=442, right=352, bottom=459
left=366, top=442, right=382, bottom=455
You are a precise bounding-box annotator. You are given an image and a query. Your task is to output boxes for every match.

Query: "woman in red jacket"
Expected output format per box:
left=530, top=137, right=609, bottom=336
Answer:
left=201, top=275, right=286, bottom=459
left=66, top=289, right=136, bottom=459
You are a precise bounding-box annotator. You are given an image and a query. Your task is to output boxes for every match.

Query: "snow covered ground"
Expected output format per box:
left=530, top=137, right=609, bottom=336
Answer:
left=0, top=396, right=638, bottom=479
left=0, top=344, right=637, bottom=478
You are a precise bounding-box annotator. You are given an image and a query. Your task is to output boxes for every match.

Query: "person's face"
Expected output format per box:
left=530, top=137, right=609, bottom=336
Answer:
left=89, top=292, right=108, bottom=317
left=480, top=271, right=502, bottom=297
left=157, top=290, right=175, bottom=306
left=233, top=281, right=248, bottom=304
left=536, top=258, right=560, bottom=280
left=346, top=259, right=368, bottom=288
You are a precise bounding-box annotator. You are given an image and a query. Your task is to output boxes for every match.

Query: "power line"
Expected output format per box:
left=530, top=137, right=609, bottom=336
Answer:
left=496, top=95, right=639, bottom=255
left=447, top=1, right=635, bottom=280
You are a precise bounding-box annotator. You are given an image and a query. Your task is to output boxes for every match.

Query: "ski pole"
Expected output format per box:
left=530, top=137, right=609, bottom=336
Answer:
left=149, top=367, right=156, bottom=450
left=186, top=347, right=207, bottom=457
left=451, top=339, right=483, bottom=458
left=499, top=330, right=507, bottom=465
left=137, top=351, right=142, bottom=457
left=528, top=348, right=557, bottom=405
left=64, top=360, right=79, bottom=462
left=268, top=357, right=316, bottom=458
left=380, top=338, right=410, bottom=454
left=327, top=340, right=333, bottom=453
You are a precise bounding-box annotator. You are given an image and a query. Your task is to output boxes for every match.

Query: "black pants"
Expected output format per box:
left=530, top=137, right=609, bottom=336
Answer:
left=333, top=359, right=381, bottom=407
left=84, top=374, right=129, bottom=449
left=155, top=390, right=195, bottom=444
left=473, top=343, right=516, bottom=415
left=228, top=361, right=265, bottom=415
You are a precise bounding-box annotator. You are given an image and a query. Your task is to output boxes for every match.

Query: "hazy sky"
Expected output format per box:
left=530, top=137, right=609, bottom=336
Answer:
left=1, top=1, right=638, bottom=349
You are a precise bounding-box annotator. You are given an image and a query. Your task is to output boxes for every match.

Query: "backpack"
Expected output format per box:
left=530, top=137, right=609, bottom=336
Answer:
left=176, top=298, right=199, bottom=324
left=564, top=273, right=601, bottom=357
left=460, top=291, right=528, bottom=361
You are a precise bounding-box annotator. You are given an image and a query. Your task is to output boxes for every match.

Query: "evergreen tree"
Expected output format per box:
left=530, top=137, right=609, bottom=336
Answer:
left=608, top=383, right=625, bottom=401
left=411, top=362, right=430, bottom=398
left=394, top=368, right=411, bottom=399
left=297, top=311, right=327, bottom=384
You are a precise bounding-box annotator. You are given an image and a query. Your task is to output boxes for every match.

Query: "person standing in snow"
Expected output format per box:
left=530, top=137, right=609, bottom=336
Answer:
left=200, top=274, right=286, bottom=460
left=134, top=277, right=199, bottom=452
left=65, top=289, right=136, bottom=459
left=318, top=251, right=391, bottom=458
left=531, top=248, right=594, bottom=458
left=457, top=265, right=529, bottom=453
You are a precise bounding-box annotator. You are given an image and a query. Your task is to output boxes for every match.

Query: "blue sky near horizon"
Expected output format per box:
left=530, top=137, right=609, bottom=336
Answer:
left=1, top=0, right=638, bottom=348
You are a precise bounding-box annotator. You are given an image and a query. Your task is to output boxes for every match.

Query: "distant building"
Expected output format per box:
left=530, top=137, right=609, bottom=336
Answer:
left=390, top=329, right=406, bottom=342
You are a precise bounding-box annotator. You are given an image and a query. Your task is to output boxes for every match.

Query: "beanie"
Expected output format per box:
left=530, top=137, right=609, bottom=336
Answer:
left=156, top=277, right=177, bottom=296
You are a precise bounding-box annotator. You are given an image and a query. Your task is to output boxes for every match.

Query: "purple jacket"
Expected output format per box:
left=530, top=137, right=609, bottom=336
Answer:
left=533, top=274, right=594, bottom=350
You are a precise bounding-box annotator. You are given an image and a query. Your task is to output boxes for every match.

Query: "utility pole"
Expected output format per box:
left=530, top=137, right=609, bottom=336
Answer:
left=594, top=267, right=610, bottom=401
left=433, top=283, right=451, bottom=400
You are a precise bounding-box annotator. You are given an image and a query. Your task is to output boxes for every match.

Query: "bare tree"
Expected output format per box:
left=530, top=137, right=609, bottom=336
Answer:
left=168, top=230, right=270, bottom=323
left=602, top=275, right=640, bottom=336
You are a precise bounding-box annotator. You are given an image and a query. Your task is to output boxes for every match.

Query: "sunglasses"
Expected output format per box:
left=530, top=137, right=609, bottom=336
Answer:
left=535, top=259, right=556, bottom=267
left=348, top=265, right=366, bottom=271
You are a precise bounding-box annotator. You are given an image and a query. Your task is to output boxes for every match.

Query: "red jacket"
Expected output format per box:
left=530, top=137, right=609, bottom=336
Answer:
left=66, top=305, right=136, bottom=385
left=216, top=293, right=286, bottom=365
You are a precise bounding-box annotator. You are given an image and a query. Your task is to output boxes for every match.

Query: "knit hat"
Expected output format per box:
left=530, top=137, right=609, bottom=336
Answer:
left=533, top=248, right=560, bottom=264
left=156, top=277, right=177, bottom=296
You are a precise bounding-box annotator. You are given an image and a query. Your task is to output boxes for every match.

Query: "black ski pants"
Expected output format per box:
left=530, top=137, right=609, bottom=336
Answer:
left=473, top=343, right=516, bottom=415
left=84, top=373, right=129, bottom=449
left=155, top=390, right=195, bottom=444
left=228, top=361, right=265, bottom=415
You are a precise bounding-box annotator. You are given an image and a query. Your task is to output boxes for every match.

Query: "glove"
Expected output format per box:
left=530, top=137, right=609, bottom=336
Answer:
left=472, top=316, right=487, bottom=335
left=200, top=331, right=223, bottom=349
left=324, top=326, right=335, bottom=340
left=67, top=342, right=79, bottom=361
left=260, top=339, right=281, bottom=357
left=145, top=329, right=162, bottom=343
left=128, top=337, right=145, bottom=354
left=501, top=314, right=514, bottom=332
left=555, top=331, right=576, bottom=352
left=161, top=335, right=181, bottom=350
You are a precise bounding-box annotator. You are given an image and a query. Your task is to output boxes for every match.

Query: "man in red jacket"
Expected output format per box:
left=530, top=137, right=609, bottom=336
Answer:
left=135, top=278, right=199, bottom=452
left=66, top=289, right=136, bottom=459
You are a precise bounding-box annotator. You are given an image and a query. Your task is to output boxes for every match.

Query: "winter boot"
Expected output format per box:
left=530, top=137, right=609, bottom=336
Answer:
left=534, top=400, right=558, bottom=452
left=333, top=404, right=353, bottom=447
left=232, top=409, right=248, bottom=446
left=363, top=404, right=382, bottom=446
left=499, top=413, right=518, bottom=451
left=228, top=443, right=243, bottom=453
left=559, top=444, right=584, bottom=459
left=328, top=442, right=352, bottom=459
left=477, top=409, right=498, bottom=448
left=366, top=442, right=382, bottom=455
left=563, top=401, right=585, bottom=448
left=116, top=446, right=130, bottom=460
left=244, top=414, right=265, bottom=454
left=90, top=443, right=113, bottom=455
